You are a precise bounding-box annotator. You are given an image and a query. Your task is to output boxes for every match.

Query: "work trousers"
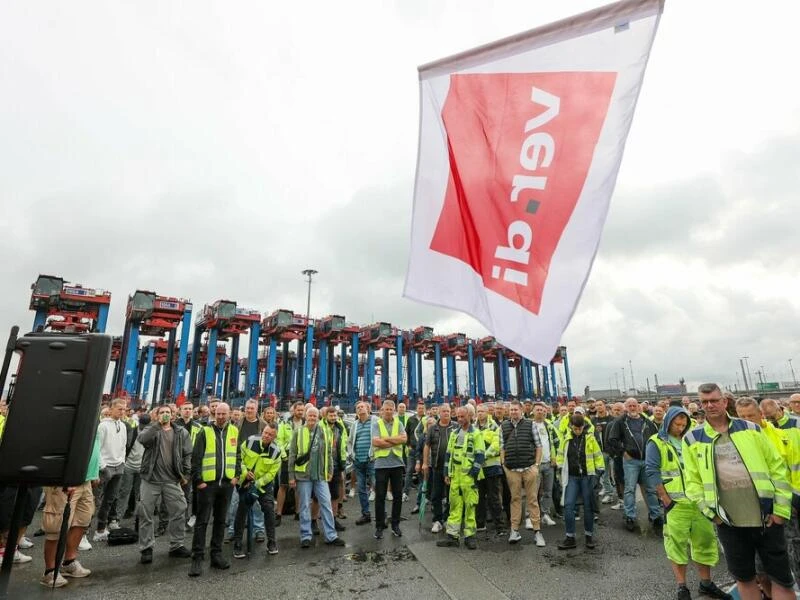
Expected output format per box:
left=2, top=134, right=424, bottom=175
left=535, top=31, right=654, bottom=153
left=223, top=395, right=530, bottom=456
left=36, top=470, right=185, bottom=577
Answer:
left=94, top=464, right=124, bottom=531
left=429, top=467, right=450, bottom=525
left=504, top=465, right=540, bottom=531
left=226, top=485, right=265, bottom=536
left=114, top=467, right=140, bottom=519
left=191, top=481, right=233, bottom=560
left=233, top=483, right=276, bottom=545
left=564, top=476, right=594, bottom=537
left=138, top=479, right=187, bottom=552
left=536, top=463, right=555, bottom=517
left=446, top=471, right=479, bottom=539
left=476, top=472, right=504, bottom=531
left=374, top=466, right=404, bottom=529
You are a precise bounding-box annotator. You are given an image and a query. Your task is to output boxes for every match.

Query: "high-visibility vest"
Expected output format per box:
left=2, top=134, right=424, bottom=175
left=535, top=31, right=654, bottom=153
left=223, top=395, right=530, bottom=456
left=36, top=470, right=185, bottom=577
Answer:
left=239, top=436, right=282, bottom=492
left=556, top=430, right=604, bottom=475
left=0, top=414, right=5, bottom=442
left=649, top=435, right=688, bottom=503
left=777, top=413, right=800, bottom=430
left=322, top=419, right=348, bottom=462
left=683, top=418, right=792, bottom=522
left=200, top=424, right=239, bottom=482
left=294, top=426, right=329, bottom=475
left=479, top=424, right=501, bottom=468
left=374, top=418, right=403, bottom=460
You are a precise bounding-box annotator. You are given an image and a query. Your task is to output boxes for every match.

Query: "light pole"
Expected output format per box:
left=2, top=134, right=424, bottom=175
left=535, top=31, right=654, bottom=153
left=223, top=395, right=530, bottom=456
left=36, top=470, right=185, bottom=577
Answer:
left=301, top=269, right=318, bottom=319
left=789, top=358, right=797, bottom=387
left=622, top=367, right=627, bottom=393
left=743, top=356, right=753, bottom=393
left=629, top=359, right=636, bottom=393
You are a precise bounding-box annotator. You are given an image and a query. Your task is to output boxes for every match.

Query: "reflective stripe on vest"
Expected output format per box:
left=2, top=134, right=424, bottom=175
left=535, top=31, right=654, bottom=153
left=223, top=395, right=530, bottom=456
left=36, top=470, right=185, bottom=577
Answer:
left=649, top=434, right=687, bottom=503
left=375, top=418, right=402, bottom=459
left=201, top=424, right=238, bottom=482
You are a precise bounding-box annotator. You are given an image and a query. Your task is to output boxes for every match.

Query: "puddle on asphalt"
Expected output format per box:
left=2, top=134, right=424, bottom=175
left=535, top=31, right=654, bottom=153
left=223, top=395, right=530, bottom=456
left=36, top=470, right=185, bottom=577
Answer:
left=346, top=548, right=416, bottom=564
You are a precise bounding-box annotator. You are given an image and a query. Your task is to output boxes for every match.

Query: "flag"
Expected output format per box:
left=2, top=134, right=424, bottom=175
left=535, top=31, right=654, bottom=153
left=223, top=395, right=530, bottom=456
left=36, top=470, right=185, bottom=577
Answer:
left=403, top=0, right=663, bottom=364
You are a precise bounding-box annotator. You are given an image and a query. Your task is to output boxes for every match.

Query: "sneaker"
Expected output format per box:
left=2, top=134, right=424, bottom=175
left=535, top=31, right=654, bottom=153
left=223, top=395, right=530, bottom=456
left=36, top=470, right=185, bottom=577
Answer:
left=12, top=550, right=33, bottom=564
left=436, top=535, right=459, bottom=548
left=525, top=517, right=534, bottom=530
left=255, top=531, right=266, bottom=543
left=369, top=490, right=375, bottom=502
left=40, top=572, right=68, bottom=588
left=267, top=541, right=278, bottom=555
left=210, top=555, right=230, bottom=570
left=476, top=526, right=487, bottom=532
left=697, top=581, right=731, bottom=600
left=325, top=537, right=346, bottom=547
left=410, top=506, right=420, bottom=515
left=508, top=529, right=522, bottom=544
left=542, top=514, right=556, bottom=526
left=374, top=528, right=384, bottom=540
left=625, top=517, right=636, bottom=532
left=187, top=515, right=196, bottom=528
left=601, top=495, right=614, bottom=505
left=676, top=586, right=691, bottom=600
left=355, top=514, right=372, bottom=526
left=585, top=535, right=596, bottom=549
left=78, top=535, right=92, bottom=551
left=233, top=543, right=246, bottom=559
left=387, top=491, right=393, bottom=501
left=402, top=493, right=409, bottom=502
left=557, top=536, right=577, bottom=550
left=334, top=520, right=346, bottom=532
left=534, top=531, right=546, bottom=547
left=188, top=558, right=203, bottom=577
left=391, top=524, right=402, bottom=538
left=92, top=530, right=109, bottom=543
left=610, top=501, right=623, bottom=510
left=431, top=521, right=443, bottom=534
left=18, top=537, right=33, bottom=550
left=300, top=539, right=311, bottom=549
left=348, top=488, right=355, bottom=498
left=140, top=548, right=153, bottom=564
left=108, top=520, right=121, bottom=531
left=464, top=536, right=477, bottom=550
left=311, top=520, right=321, bottom=536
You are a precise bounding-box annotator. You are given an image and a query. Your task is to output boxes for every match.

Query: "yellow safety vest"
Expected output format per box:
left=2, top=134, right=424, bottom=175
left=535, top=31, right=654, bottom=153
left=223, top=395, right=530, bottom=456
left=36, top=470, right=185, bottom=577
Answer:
left=374, top=417, right=403, bottom=460
left=294, top=426, right=329, bottom=475
left=649, top=435, right=688, bottom=503
left=200, top=424, right=239, bottom=482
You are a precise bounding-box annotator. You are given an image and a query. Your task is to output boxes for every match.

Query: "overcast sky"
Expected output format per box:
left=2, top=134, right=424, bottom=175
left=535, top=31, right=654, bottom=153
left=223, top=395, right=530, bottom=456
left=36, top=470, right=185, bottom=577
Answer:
left=1, top=1, right=799, bottom=398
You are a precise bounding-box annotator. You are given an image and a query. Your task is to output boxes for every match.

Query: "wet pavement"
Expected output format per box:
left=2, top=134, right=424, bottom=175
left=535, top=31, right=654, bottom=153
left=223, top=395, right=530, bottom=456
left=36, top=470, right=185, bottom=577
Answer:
left=5, top=491, right=734, bottom=600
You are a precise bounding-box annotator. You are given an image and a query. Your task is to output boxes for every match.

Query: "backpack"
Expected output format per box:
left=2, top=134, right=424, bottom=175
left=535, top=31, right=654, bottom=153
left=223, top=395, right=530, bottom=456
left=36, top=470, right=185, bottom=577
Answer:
left=107, top=526, right=138, bottom=546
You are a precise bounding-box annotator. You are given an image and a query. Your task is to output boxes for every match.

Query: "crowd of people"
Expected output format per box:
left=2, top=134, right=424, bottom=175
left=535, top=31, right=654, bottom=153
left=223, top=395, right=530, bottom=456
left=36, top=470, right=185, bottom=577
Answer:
left=1, top=386, right=800, bottom=599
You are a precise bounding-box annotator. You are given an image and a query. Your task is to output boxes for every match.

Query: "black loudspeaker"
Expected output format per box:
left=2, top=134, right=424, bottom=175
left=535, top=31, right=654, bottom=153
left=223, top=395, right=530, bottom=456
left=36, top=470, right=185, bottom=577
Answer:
left=0, top=332, right=111, bottom=486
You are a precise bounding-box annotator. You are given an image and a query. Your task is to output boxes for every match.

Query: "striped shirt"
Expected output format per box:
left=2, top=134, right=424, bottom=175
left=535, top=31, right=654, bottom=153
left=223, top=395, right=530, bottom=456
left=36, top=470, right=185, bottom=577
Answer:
left=353, top=419, right=372, bottom=463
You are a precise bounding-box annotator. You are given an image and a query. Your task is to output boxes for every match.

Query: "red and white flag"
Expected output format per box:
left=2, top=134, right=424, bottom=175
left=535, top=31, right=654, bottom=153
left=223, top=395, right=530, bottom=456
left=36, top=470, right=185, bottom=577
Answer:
left=404, top=0, right=663, bottom=364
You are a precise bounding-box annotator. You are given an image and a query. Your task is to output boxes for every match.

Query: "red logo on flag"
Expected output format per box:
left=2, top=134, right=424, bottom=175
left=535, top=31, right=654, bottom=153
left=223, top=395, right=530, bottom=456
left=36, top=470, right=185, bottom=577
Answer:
left=429, top=72, right=616, bottom=314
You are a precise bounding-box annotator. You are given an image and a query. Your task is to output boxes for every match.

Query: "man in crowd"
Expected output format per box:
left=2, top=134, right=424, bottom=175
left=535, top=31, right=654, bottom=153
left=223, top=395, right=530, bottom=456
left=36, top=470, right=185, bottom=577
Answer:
left=403, top=402, right=424, bottom=503
left=607, top=397, right=662, bottom=531
left=646, top=405, right=730, bottom=600
left=592, top=400, right=616, bottom=504
left=288, top=406, right=345, bottom=549
left=233, top=422, right=282, bottom=558
left=371, top=400, right=407, bottom=539
left=761, top=398, right=800, bottom=431
left=321, top=407, right=347, bottom=531
left=39, top=429, right=101, bottom=587
left=476, top=404, right=505, bottom=535
left=437, top=406, right=485, bottom=549
left=227, top=399, right=266, bottom=543
left=93, top=398, right=129, bottom=542
left=501, top=400, right=545, bottom=547
left=348, top=401, right=375, bottom=526
left=532, top=401, right=558, bottom=526
left=424, top=403, right=458, bottom=534
left=137, top=404, right=193, bottom=565
left=189, top=402, right=240, bottom=577
left=684, top=383, right=794, bottom=600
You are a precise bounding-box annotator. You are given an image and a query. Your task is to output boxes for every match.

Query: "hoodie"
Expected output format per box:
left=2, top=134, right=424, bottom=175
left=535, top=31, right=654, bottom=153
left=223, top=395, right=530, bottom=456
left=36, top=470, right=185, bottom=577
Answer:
left=644, top=406, right=691, bottom=487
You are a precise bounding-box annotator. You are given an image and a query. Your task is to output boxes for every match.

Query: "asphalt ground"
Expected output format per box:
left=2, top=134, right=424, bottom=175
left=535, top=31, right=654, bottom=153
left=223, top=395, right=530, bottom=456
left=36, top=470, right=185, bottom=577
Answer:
left=3, top=488, right=742, bottom=600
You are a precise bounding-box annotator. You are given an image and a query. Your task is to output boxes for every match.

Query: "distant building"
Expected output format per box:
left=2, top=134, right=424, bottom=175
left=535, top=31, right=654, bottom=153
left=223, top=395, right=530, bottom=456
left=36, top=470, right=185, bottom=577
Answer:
left=656, top=383, right=687, bottom=395
left=585, top=388, right=623, bottom=401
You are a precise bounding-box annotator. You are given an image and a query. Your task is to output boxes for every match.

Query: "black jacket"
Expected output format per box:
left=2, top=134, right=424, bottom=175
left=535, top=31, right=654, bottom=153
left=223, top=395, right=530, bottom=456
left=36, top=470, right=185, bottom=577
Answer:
left=606, top=415, right=658, bottom=460
left=137, top=423, right=193, bottom=483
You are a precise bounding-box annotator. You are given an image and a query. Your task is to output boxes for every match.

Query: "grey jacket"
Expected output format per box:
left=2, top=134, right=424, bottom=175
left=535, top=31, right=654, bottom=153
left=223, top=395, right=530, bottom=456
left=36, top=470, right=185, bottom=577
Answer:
left=137, top=423, right=193, bottom=483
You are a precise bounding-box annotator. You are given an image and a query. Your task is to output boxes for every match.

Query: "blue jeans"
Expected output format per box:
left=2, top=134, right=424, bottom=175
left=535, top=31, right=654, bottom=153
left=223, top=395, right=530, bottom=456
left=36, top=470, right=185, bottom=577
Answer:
left=599, top=453, right=615, bottom=496
left=353, top=460, right=374, bottom=517
left=297, top=480, right=337, bottom=542
left=226, top=487, right=265, bottom=536
left=622, top=457, right=662, bottom=521
left=564, top=476, right=594, bottom=536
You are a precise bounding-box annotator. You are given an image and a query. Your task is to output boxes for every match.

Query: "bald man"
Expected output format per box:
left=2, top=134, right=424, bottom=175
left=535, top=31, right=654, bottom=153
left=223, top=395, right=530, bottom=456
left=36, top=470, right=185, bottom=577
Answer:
left=762, top=399, right=800, bottom=431
left=189, top=402, right=241, bottom=577
left=789, top=394, right=800, bottom=418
